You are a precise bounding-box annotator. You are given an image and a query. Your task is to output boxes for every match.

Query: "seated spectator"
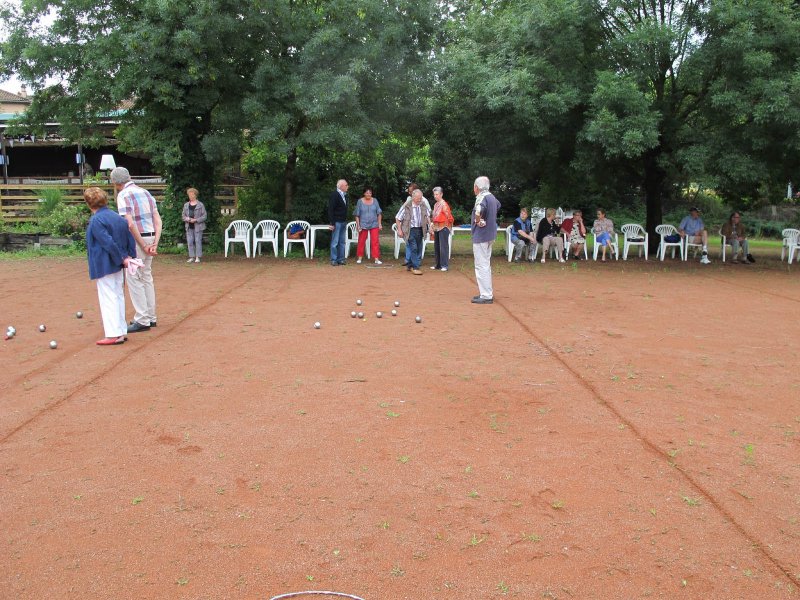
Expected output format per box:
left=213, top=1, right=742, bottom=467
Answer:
left=592, top=208, right=616, bottom=261
left=535, top=208, right=564, bottom=263
left=564, top=210, right=587, bottom=259
left=679, top=207, right=711, bottom=264
left=511, top=207, right=536, bottom=261
left=720, top=211, right=754, bottom=263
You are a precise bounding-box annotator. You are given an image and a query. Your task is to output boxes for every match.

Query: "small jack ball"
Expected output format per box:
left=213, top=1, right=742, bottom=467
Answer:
left=49, top=340, right=58, bottom=349
left=394, top=301, right=400, bottom=307
left=350, top=311, right=357, bottom=318
left=376, top=312, right=383, bottom=318
left=356, top=299, right=363, bottom=306
left=39, top=324, right=46, bottom=332
left=76, top=311, right=83, bottom=319
left=415, top=316, right=422, bottom=323
left=391, top=310, right=397, bottom=316
left=314, top=322, right=321, bottom=329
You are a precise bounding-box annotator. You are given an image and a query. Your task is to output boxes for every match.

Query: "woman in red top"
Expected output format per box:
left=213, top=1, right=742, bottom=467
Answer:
left=430, top=186, right=454, bottom=271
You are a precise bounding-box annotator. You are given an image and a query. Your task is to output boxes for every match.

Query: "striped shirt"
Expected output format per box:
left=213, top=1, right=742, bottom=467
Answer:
left=117, top=181, right=158, bottom=234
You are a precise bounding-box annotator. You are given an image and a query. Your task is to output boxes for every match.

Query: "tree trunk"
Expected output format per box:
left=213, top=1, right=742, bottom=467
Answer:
left=643, top=149, right=665, bottom=254
left=283, top=147, right=297, bottom=214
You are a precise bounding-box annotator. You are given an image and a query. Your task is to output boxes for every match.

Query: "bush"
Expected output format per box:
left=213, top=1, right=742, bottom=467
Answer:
left=36, top=187, right=64, bottom=218
left=39, top=203, right=90, bottom=237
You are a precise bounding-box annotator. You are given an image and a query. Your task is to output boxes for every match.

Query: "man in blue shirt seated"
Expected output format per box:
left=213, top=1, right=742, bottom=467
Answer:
left=511, top=207, right=536, bottom=262
left=679, top=207, right=711, bottom=264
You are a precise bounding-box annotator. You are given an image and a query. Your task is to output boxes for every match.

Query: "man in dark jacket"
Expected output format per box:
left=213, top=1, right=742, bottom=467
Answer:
left=328, top=179, right=349, bottom=265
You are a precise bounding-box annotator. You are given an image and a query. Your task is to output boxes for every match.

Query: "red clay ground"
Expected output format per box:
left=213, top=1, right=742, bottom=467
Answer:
left=1, top=249, right=799, bottom=599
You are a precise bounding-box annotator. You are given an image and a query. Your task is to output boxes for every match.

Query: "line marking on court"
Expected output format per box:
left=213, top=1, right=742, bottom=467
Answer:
left=0, top=263, right=275, bottom=446
left=459, top=266, right=798, bottom=587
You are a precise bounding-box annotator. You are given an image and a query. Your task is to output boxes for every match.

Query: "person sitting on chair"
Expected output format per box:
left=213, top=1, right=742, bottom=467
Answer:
left=535, top=208, right=564, bottom=264
left=679, top=206, right=711, bottom=264
left=511, top=207, right=536, bottom=262
left=720, top=211, right=754, bottom=264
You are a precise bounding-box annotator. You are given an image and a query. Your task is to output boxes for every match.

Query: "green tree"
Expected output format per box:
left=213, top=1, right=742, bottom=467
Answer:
left=244, top=0, right=439, bottom=213
left=1, top=0, right=258, bottom=240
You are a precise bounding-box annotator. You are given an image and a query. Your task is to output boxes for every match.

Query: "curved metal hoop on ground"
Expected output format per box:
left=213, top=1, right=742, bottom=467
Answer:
left=270, top=592, right=366, bottom=600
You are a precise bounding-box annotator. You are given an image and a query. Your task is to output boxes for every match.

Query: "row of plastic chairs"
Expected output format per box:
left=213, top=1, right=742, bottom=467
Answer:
left=224, top=220, right=380, bottom=258
left=226, top=219, right=800, bottom=263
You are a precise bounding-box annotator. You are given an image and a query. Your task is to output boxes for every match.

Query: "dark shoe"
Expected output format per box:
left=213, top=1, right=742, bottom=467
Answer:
left=471, top=297, right=493, bottom=304
left=401, top=261, right=409, bottom=267
left=337, top=261, right=347, bottom=265
left=407, top=266, right=412, bottom=272
left=96, top=335, right=126, bottom=346
left=129, top=320, right=156, bottom=327
left=472, top=295, right=481, bottom=301
left=127, top=322, right=151, bottom=333
left=747, top=254, right=755, bottom=263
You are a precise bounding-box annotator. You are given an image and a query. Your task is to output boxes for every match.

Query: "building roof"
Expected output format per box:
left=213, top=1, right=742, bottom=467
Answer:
left=0, top=89, right=32, bottom=104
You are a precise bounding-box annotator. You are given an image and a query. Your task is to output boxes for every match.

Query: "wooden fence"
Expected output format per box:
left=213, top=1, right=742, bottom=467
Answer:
left=0, top=182, right=244, bottom=223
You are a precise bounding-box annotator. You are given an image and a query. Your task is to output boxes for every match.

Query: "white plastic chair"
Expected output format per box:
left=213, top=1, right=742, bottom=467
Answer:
left=718, top=228, right=729, bottom=262
left=621, top=224, right=648, bottom=260
left=781, top=228, right=800, bottom=261
left=345, top=221, right=371, bottom=259
left=656, top=224, right=684, bottom=260
left=683, top=233, right=704, bottom=261
left=787, top=230, right=800, bottom=264
left=392, top=223, right=406, bottom=259
left=252, top=219, right=280, bottom=257
left=224, top=219, right=253, bottom=257
left=282, top=220, right=310, bottom=258
left=592, top=230, right=619, bottom=260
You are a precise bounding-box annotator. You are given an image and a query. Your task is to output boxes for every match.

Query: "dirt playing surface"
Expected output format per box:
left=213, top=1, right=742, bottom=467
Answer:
left=1, top=250, right=799, bottom=599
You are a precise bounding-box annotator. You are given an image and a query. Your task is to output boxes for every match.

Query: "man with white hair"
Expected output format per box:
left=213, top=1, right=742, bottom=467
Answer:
left=328, top=179, right=349, bottom=266
left=471, top=176, right=501, bottom=304
left=111, top=166, right=162, bottom=333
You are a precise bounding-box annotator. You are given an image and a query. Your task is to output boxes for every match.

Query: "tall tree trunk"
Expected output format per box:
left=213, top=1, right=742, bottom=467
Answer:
left=644, top=149, right=665, bottom=254
left=283, top=147, right=297, bottom=214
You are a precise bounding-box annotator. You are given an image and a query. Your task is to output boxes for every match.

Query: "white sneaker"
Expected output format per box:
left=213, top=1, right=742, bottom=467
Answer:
left=430, top=266, right=437, bottom=270
left=374, top=259, right=382, bottom=265
left=195, top=257, right=200, bottom=263
left=187, top=258, right=194, bottom=263
left=440, top=267, right=448, bottom=272
left=356, top=258, right=362, bottom=264
left=700, top=255, right=711, bottom=265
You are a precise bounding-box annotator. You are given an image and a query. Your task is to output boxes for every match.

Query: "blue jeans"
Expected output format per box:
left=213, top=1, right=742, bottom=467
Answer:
left=596, top=232, right=612, bottom=246
left=405, top=241, right=412, bottom=264
left=330, top=221, right=347, bottom=264
left=407, top=227, right=423, bottom=269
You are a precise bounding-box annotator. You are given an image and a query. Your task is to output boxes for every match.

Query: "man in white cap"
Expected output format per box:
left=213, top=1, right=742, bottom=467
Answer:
left=111, top=167, right=162, bottom=332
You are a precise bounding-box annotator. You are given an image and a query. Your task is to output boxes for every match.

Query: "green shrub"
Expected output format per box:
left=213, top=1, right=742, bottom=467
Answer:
left=39, top=203, right=90, bottom=237
left=36, top=187, right=64, bottom=218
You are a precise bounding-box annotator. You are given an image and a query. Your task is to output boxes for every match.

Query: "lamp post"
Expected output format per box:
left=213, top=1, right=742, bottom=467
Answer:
left=76, top=140, right=85, bottom=185
left=0, top=130, right=8, bottom=185
left=99, top=154, right=116, bottom=197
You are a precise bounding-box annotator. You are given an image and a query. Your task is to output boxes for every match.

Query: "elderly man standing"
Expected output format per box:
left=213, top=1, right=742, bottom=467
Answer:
left=328, top=179, right=349, bottom=266
left=471, top=176, right=501, bottom=304
left=111, top=167, right=162, bottom=333
left=395, top=189, right=430, bottom=275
